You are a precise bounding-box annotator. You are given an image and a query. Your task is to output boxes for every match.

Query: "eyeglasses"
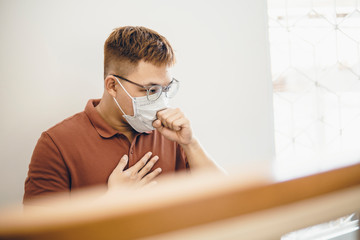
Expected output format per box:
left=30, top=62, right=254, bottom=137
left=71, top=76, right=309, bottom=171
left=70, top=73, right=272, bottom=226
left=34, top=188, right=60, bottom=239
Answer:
left=112, top=74, right=180, bottom=102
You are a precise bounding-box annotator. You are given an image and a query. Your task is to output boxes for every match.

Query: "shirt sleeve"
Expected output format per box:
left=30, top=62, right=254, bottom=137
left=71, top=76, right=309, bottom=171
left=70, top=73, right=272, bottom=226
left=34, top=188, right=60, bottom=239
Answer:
left=175, top=143, right=190, bottom=171
left=23, top=132, right=70, bottom=204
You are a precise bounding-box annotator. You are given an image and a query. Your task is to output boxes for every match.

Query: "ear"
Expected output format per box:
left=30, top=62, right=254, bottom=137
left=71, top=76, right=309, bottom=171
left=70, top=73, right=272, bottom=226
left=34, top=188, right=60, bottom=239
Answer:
left=104, top=75, right=118, bottom=98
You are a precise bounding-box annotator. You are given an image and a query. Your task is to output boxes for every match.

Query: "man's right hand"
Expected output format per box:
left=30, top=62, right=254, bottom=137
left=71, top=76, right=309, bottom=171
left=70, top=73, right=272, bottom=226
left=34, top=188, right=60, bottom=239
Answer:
left=107, top=152, right=162, bottom=190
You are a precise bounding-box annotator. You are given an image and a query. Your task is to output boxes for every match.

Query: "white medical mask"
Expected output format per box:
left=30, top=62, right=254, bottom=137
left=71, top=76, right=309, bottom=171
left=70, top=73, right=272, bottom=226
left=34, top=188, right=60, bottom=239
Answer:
left=113, top=77, right=169, bottom=133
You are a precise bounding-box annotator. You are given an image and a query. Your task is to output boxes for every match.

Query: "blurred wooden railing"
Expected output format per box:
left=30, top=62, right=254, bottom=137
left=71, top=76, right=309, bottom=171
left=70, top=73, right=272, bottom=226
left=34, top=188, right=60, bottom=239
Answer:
left=0, top=162, right=359, bottom=240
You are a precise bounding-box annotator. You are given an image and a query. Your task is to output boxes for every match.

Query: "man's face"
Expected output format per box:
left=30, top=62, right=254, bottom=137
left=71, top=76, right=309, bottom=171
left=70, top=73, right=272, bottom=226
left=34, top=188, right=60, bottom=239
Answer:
left=113, top=60, right=172, bottom=116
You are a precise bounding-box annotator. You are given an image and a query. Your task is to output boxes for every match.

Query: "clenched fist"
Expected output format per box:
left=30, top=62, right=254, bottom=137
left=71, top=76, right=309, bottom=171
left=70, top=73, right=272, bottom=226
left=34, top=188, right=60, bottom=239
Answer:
left=152, top=108, right=193, bottom=146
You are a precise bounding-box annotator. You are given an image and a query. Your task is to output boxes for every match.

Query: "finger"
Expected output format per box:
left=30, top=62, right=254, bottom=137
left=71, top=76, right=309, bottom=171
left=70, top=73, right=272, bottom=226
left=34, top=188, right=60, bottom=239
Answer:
left=153, top=119, right=166, bottom=133
left=157, top=108, right=180, bottom=121
left=152, top=119, right=162, bottom=128
left=157, top=108, right=182, bottom=129
left=137, top=155, right=159, bottom=179
left=113, top=155, right=128, bottom=173
left=154, top=122, right=178, bottom=140
left=156, top=108, right=177, bottom=128
left=129, top=152, right=152, bottom=173
left=139, top=168, right=162, bottom=186
left=172, top=117, right=190, bottom=130
left=156, top=108, right=172, bottom=119
left=165, top=112, right=183, bottom=131
left=157, top=116, right=189, bottom=133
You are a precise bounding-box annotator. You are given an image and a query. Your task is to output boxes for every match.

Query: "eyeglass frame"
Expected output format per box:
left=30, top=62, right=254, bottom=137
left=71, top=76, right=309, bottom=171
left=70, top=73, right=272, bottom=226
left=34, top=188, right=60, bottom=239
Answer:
left=111, top=74, right=179, bottom=101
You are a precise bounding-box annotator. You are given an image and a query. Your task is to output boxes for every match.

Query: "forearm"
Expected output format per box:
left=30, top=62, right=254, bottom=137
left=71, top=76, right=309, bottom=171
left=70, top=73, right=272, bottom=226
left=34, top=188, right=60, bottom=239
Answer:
left=180, top=137, right=226, bottom=173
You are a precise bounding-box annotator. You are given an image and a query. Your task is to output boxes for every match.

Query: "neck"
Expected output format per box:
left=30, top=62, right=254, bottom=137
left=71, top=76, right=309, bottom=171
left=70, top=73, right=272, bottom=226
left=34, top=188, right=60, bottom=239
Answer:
left=95, top=94, right=137, bottom=142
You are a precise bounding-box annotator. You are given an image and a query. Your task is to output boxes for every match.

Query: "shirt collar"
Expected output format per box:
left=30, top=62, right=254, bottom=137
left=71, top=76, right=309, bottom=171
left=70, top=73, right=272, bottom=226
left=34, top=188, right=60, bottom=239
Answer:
left=84, top=99, right=152, bottom=139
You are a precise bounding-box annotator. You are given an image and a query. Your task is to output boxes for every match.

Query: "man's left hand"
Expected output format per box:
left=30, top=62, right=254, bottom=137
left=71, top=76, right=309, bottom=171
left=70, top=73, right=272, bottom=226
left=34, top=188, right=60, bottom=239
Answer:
left=152, top=108, right=193, bottom=146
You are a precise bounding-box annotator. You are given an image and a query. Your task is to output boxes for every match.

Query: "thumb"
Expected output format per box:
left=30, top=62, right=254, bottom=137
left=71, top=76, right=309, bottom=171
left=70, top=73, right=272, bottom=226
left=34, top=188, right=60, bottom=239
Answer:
left=152, top=119, right=162, bottom=129
left=154, top=122, right=178, bottom=140
left=153, top=119, right=167, bottom=134
left=153, top=119, right=178, bottom=141
left=113, top=154, right=128, bottom=172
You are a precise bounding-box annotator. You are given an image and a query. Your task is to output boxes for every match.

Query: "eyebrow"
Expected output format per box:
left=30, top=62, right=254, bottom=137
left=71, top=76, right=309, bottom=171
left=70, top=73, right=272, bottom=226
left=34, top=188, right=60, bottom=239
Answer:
left=112, top=74, right=171, bottom=88
left=143, top=82, right=159, bottom=86
left=143, top=80, right=172, bottom=87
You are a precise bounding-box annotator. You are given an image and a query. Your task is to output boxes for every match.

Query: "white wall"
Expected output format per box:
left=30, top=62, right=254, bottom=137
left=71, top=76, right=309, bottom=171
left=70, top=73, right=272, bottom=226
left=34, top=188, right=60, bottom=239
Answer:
left=0, top=0, right=274, bottom=206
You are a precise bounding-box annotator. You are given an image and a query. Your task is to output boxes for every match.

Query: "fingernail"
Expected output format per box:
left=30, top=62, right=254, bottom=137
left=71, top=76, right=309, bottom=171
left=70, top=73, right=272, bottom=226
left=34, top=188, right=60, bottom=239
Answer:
left=148, top=152, right=152, bottom=156
left=154, top=156, right=159, bottom=161
left=122, top=155, right=128, bottom=161
left=158, top=168, right=162, bottom=173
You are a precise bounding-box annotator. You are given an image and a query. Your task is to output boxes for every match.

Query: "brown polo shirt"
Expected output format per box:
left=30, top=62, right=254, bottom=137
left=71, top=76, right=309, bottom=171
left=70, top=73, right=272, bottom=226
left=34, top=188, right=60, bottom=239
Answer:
left=24, top=99, right=189, bottom=202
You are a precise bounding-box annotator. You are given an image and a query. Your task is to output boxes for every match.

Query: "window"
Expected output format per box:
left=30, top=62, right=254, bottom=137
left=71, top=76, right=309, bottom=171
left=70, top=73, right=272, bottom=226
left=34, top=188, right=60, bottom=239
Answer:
left=268, top=1, right=360, bottom=239
left=268, top=0, right=360, bottom=165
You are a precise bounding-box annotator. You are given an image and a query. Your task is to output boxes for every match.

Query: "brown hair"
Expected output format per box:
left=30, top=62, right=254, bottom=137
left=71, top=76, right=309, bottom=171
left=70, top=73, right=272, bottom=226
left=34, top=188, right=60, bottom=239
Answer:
left=104, top=26, right=175, bottom=78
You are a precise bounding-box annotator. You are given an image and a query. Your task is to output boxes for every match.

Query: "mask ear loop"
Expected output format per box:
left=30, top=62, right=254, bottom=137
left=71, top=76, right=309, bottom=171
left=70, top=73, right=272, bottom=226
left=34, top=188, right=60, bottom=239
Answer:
left=114, top=77, right=133, bottom=99
left=113, top=97, right=126, bottom=116
left=113, top=76, right=136, bottom=116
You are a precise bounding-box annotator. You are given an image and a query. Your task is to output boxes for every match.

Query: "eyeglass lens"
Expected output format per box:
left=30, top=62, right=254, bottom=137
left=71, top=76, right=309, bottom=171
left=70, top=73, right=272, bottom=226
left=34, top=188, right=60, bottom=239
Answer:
left=147, top=85, right=162, bottom=101
left=147, top=80, right=179, bottom=101
left=165, top=81, right=179, bottom=98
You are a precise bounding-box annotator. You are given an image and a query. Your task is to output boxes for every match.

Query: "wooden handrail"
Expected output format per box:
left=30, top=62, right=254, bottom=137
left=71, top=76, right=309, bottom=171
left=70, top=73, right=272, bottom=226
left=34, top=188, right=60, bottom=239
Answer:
left=0, top=162, right=360, bottom=239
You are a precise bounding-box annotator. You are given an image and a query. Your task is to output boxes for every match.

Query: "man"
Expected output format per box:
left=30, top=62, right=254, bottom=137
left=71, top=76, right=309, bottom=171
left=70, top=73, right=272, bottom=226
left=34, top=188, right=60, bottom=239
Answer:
left=24, top=26, right=221, bottom=203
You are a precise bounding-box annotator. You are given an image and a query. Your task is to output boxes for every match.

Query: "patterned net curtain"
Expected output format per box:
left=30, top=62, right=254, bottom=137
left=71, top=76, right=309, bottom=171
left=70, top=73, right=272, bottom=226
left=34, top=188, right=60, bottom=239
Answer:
left=268, top=0, right=360, bottom=162
left=268, top=2, right=360, bottom=238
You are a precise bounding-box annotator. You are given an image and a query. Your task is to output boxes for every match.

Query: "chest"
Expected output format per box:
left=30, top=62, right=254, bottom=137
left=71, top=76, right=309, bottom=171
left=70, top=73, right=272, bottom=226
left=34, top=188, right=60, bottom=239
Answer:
left=59, top=134, right=177, bottom=188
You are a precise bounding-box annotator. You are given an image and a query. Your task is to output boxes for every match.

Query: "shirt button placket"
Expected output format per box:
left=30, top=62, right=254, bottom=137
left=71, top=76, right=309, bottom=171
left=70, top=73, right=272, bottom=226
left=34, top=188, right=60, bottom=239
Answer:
left=128, top=135, right=138, bottom=161
left=129, top=143, right=135, bottom=157
left=129, top=147, right=134, bottom=163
